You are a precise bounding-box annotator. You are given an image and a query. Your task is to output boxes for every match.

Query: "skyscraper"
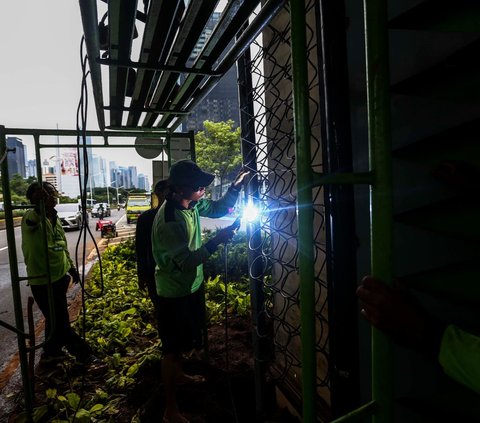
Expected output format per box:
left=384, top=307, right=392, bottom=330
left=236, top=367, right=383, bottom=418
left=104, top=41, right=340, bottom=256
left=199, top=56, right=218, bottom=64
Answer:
left=128, top=166, right=138, bottom=188
left=27, top=159, right=37, bottom=178
left=183, top=12, right=240, bottom=132
left=137, top=173, right=150, bottom=191
left=6, top=137, right=26, bottom=178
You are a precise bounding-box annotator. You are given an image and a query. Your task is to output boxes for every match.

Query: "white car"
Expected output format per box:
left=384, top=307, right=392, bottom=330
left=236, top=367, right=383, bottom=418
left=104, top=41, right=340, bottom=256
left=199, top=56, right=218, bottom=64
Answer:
left=55, top=203, right=83, bottom=230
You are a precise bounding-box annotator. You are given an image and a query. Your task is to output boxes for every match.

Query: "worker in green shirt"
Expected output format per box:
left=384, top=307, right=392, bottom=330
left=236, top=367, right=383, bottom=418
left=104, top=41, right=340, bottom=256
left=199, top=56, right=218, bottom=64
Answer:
left=22, top=181, right=92, bottom=365
left=152, top=160, right=249, bottom=423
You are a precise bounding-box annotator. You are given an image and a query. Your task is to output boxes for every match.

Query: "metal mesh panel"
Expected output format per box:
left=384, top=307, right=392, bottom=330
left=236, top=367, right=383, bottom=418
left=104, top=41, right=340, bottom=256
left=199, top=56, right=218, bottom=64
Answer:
left=240, top=1, right=330, bottom=415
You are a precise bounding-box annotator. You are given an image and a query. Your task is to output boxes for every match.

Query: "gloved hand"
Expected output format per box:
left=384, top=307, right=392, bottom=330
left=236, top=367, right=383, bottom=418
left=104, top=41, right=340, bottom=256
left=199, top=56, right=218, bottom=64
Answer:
left=232, top=168, right=250, bottom=190
left=68, top=267, right=81, bottom=284
left=212, top=220, right=240, bottom=246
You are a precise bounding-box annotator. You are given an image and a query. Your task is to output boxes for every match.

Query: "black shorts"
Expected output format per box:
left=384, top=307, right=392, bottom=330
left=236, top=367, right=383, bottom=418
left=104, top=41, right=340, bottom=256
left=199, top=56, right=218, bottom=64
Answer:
left=157, top=287, right=205, bottom=354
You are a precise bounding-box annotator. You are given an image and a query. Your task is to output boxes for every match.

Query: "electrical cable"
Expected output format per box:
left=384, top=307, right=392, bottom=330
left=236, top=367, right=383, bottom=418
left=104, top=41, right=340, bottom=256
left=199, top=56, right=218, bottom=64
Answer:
left=69, top=34, right=106, bottom=423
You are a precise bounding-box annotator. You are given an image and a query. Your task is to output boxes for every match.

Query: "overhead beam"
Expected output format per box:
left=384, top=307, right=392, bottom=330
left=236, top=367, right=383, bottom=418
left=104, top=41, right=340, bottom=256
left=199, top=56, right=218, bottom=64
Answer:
left=78, top=0, right=106, bottom=131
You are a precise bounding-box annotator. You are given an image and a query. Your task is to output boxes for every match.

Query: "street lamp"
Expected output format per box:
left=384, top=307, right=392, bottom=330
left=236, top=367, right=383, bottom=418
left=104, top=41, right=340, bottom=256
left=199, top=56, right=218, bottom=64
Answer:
left=111, top=180, right=125, bottom=205
left=88, top=171, right=110, bottom=206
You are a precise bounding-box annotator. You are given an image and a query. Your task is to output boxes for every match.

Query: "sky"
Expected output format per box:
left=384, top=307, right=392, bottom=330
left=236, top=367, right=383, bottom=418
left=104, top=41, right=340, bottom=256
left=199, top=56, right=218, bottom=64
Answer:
left=0, top=1, right=157, bottom=184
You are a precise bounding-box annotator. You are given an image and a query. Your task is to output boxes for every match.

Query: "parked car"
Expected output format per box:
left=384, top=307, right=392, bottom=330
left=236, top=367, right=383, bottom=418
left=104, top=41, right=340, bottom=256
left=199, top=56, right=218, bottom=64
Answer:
left=91, top=202, right=111, bottom=218
left=55, top=203, right=83, bottom=230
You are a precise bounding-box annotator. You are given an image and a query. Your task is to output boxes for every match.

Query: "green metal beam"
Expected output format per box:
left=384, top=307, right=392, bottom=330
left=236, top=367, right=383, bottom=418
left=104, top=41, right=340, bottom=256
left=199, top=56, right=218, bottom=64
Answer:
left=3, top=127, right=170, bottom=137
left=97, top=57, right=222, bottom=76
left=78, top=0, right=106, bottom=131
left=329, top=401, right=377, bottom=423
left=312, top=171, right=374, bottom=186
left=290, top=1, right=316, bottom=422
left=0, top=126, right=34, bottom=421
left=363, top=1, right=394, bottom=422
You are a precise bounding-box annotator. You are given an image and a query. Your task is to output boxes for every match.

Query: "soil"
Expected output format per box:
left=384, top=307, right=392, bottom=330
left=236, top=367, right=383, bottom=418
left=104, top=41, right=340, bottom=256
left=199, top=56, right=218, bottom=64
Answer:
left=8, top=315, right=299, bottom=423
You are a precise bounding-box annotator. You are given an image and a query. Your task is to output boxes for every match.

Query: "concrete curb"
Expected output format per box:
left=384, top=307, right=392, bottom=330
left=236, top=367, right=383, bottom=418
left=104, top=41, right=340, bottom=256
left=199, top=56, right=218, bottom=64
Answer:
left=0, top=217, right=22, bottom=231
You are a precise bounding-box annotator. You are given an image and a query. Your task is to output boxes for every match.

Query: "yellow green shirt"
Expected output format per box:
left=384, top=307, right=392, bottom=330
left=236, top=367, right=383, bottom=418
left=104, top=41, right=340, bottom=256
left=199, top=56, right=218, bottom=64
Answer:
left=21, top=208, right=74, bottom=285
left=152, top=187, right=239, bottom=298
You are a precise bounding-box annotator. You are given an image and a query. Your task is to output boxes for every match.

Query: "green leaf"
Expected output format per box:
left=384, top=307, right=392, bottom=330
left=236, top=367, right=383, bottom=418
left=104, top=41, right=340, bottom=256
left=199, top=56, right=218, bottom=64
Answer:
left=73, top=408, right=91, bottom=422
left=89, top=403, right=104, bottom=413
left=66, top=392, right=80, bottom=409
left=126, top=363, right=139, bottom=377
left=46, top=388, right=57, bottom=399
left=32, top=405, right=49, bottom=422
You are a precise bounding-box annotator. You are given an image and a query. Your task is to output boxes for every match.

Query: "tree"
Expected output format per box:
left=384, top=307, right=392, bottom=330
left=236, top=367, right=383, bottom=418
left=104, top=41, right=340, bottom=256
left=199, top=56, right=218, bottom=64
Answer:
left=195, top=120, right=242, bottom=196
left=9, top=174, right=30, bottom=197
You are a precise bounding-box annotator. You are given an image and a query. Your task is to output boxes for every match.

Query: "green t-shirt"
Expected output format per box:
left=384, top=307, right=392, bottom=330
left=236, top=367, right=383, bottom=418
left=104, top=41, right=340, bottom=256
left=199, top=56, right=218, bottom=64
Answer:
left=438, top=324, right=480, bottom=394
left=21, top=209, right=74, bottom=285
left=152, top=188, right=239, bottom=298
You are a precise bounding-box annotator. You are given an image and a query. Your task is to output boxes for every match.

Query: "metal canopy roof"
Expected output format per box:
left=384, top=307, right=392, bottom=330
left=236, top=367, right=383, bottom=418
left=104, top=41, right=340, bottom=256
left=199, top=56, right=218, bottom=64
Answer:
left=78, top=0, right=287, bottom=134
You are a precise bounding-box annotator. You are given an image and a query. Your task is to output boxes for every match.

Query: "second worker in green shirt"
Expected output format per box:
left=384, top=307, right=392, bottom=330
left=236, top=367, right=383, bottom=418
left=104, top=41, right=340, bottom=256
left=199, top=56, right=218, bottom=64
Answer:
left=151, top=160, right=249, bottom=423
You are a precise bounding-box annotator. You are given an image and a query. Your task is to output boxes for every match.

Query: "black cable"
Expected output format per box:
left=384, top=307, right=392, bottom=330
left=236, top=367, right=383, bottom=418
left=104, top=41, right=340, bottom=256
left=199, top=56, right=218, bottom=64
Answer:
left=75, top=38, right=105, bottom=300
left=69, top=34, right=107, bottom=423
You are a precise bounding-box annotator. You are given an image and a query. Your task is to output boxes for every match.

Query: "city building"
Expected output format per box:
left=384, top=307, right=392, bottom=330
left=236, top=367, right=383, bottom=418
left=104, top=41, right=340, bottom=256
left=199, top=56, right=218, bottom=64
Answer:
left=183, top=12, right=240, bottom=133
left=91, top=154, right=107, bottom=188
left=128, top=166, right=138, bottom=188
left=6, top=137, right=26, bottom=178
left=137, top=173, right=150, bottom=191
left=26, top=159, right=37, bottom=178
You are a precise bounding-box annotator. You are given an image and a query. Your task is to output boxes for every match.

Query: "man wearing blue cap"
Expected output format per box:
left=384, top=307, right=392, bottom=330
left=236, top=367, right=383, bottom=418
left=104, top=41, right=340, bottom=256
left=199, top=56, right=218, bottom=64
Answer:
left=152, top=160, right=248, bottom=423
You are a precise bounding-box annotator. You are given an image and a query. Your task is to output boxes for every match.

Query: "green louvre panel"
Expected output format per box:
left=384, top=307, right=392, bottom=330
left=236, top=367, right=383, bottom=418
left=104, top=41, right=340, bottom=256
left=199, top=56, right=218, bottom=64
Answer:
left=394, top=118, right=480, bottom=170
left=394, top=197, right=480, bottom=242
left=400, top=258, right=480, bottom=305
left=391, top=39, right=480, bottom=104
left=389, top=0, right=480, bottom=33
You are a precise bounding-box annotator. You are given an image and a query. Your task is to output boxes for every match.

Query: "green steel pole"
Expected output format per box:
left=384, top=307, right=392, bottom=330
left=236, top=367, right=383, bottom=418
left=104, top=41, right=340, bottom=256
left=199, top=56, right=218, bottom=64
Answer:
left=363, top=1, right=394, bottom=422
left=290, top=1, right=316, bottom=422
left=0, top=127, right=34, bottom=421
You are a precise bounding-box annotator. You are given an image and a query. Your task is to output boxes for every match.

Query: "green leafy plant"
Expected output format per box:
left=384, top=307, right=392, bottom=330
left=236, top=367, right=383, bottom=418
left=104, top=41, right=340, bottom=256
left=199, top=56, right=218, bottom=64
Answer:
left=17, top=236, right=252, bottom=422
left=205, top=275, right=251, bottom=325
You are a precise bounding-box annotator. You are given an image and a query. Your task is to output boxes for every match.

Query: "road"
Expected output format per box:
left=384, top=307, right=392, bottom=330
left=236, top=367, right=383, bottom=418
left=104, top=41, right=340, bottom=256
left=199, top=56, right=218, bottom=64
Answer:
left=0, top=209, right=127, bottom=376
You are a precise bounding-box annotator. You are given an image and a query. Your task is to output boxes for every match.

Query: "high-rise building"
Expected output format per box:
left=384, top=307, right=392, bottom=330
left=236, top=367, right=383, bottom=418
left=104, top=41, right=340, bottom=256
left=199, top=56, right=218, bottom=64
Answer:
left=6, top=137, right=27, bottom=178
left=27, top=159, right=37, bottom=178
left=183, top=12, right=240, bottom=132
left=137, top=173, right=150, bottom=191
left=128, top=166, right=138, bottom=188
left=91, top=155, right=107, bottom=188
left=118, top=166, right=130, bottom=188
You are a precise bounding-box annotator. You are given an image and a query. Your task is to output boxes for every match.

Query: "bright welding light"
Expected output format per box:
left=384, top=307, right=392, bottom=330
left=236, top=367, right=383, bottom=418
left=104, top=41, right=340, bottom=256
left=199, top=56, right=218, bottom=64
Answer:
left=242, top=201, right=260, bottom=223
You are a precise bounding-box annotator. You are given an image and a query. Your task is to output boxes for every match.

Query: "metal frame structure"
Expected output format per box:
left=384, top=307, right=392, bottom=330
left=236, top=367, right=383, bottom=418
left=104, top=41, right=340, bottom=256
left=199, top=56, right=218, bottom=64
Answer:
left=0, top=126, right=192, bottom=421
left=0, top=0, right=397, bottom=421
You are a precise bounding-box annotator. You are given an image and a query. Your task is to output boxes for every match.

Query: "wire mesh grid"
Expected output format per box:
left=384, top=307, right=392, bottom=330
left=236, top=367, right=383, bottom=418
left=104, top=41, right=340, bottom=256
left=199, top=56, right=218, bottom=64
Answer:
left=240, top=0, right=330, bottom=411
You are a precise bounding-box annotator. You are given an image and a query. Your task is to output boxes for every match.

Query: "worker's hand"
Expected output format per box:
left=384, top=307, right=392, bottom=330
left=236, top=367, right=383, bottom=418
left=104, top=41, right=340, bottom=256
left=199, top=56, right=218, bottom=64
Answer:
left=212, top=225, right=237, bottom=246
left=68, top=267, right=81, bottom=284
left=357, top=275, right=448, bottom=359
left=232, top=168, right=250, bottom=190
left=357, top=276, right=430, bottom=346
